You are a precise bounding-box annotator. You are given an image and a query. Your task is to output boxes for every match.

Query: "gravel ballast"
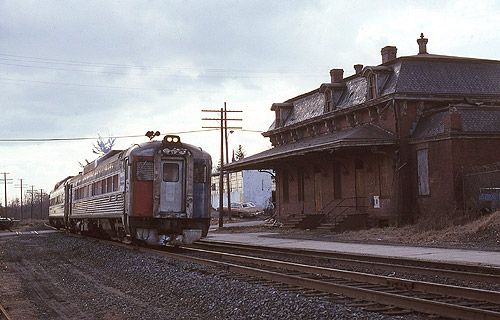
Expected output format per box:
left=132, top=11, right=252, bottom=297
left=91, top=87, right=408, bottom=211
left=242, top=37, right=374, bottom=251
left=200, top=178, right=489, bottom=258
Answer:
left=0, top=232, right=424, bottom=320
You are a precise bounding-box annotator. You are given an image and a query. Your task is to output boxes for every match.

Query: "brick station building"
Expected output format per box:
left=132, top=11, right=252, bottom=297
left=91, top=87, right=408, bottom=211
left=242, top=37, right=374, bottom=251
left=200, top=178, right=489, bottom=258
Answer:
left=226, top=34, right=500, bottom=230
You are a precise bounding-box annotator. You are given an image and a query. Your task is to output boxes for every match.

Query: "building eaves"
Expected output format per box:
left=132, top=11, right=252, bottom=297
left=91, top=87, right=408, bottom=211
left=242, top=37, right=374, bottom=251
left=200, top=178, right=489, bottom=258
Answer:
left=226, top=124, right=397, bottom=171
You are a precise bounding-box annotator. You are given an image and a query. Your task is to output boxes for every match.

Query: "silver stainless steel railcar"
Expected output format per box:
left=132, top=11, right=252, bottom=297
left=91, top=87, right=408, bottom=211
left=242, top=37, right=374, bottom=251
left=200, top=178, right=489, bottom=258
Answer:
left=49, top=135, right=212, bottom=245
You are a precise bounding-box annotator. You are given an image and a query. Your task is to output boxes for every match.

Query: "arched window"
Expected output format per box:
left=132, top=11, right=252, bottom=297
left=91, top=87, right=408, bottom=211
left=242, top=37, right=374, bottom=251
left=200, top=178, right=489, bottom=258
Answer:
left=367, top=73, right=378, bottom=99
left=324, top=88, right=334, bottom=112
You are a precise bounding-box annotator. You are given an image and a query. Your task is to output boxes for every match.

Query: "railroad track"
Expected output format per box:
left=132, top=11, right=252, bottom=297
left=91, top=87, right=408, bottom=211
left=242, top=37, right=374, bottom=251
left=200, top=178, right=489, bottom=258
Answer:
left=194, top=239, right=500, bottom=285
left=61, top=232, right=500, bottom=319
left=159, top=244, right=500, bottom=320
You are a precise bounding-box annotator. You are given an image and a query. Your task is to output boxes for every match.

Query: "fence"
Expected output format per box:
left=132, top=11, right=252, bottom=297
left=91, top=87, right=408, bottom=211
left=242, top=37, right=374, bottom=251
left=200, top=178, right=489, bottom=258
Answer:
left=463, top=162, right=500, bottom=214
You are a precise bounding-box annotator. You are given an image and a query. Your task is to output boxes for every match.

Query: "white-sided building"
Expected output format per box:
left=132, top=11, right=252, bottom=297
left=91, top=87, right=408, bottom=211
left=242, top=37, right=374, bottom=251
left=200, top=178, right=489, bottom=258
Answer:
left=211, top=170, right=274, bottom=209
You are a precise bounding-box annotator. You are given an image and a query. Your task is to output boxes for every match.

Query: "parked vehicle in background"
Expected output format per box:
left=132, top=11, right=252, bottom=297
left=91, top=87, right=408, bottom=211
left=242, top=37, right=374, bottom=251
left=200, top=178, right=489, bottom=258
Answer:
left=0, top=217, right=15, bottom=230
left=230, top=202, right=264, bottom=218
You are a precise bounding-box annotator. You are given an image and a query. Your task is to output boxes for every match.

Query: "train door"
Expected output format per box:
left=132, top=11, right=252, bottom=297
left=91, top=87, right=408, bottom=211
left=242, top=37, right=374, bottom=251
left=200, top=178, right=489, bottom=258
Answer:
left=123, top=157, right=130, bottom=232
left=160, top=160, right=184, bottom=212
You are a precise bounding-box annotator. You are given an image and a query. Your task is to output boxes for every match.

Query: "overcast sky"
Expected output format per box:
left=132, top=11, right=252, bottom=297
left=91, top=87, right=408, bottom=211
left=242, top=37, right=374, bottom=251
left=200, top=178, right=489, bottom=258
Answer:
left=1, top=0, right=499, bottom=202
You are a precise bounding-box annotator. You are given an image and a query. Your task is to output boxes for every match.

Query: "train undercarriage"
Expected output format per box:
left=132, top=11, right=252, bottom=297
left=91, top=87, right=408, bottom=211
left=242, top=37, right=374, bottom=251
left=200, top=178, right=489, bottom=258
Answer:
left=49, top=216, right=210, bottom=246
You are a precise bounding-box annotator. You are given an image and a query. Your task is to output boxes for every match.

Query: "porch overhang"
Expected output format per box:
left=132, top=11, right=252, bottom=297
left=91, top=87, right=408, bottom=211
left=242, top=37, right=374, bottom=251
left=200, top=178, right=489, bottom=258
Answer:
left=225, top=124, right=397, bottom=171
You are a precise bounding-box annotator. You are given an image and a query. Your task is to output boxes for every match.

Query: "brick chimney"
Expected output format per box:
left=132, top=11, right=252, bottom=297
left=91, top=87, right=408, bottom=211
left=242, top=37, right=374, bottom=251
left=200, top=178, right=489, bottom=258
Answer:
left=354, top=64, right=363, bottom=74
left=417, top=33, right=428, bottom=54
left=330, top=69, right=344, bottom=83
left=381, top=46, right=397, bottom=64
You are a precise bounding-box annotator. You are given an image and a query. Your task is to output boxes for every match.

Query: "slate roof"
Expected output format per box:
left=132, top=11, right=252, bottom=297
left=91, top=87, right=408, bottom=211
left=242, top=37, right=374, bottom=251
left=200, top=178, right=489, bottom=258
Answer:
left=396, top=56, right=500, bottom=95
left=411, top=105, right=500, bottom=140
left=268, top=54, right=500, bottom=132
left=226, top=124, right=397, bottom=170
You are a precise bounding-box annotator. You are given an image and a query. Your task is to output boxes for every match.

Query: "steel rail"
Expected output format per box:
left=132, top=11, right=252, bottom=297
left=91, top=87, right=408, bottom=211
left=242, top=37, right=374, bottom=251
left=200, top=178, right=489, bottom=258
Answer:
left=151, top=247, right=500, bottom=320
left=183, top=246, right=500, bottom=304
left=62, top=232, right=500, bottom=319
left=196, top=240, right=500, bottom=283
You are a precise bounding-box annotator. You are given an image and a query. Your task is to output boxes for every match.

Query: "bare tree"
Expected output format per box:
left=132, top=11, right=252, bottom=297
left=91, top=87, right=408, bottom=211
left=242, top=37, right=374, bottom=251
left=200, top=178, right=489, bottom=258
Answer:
left=92, top=135, right=116, bottom=155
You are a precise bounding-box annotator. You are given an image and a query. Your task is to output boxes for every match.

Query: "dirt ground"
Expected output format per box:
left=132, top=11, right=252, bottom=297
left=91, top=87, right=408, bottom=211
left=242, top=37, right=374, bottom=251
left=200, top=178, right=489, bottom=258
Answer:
left=0, top=229, right=411, bottom=320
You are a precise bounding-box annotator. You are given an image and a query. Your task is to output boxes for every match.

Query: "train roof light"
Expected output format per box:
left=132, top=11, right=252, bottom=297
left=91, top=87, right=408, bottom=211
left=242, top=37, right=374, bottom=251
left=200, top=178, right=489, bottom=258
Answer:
left=163, top=135, right=181, bottom=144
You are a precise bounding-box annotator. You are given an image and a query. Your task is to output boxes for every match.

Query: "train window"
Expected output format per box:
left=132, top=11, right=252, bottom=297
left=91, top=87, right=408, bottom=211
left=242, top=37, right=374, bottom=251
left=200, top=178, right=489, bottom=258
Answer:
left=107, top=177, right=113, bottom=193
left=112, top=174, right=118, bottom=191
left=194, top=163, right=207, bottom=183
left=92, top=182, right=98, bottom=196
left=163, top=163, right=179, bottom=182
left=101, top=179, right=107, bottom=194
left=137, top=161, right=154, bottom=181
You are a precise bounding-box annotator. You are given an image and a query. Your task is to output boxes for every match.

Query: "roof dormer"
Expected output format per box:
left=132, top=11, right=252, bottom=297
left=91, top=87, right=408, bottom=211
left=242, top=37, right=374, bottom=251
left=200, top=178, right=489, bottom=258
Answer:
left=271, top=102, right=293, bottom=128
left=362, top=65, right=392, bottom=100
left=319, top=68, right=346, bottom=112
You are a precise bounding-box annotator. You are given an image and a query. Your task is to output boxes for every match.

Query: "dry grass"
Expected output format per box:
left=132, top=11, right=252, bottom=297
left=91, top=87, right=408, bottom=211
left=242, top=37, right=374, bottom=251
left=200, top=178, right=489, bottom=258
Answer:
left=335, top=211, right=500, bottom=248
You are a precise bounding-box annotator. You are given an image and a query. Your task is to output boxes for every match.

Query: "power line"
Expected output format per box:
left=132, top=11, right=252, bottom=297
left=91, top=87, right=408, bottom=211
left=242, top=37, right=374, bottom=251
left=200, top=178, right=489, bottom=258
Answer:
left=0, top=77, right=156, bottom=91
left=0, top=61, right=131, bottom=75
left=0, top=52, right=323, bottom=76
left=0, top=129, right=219, bottom=143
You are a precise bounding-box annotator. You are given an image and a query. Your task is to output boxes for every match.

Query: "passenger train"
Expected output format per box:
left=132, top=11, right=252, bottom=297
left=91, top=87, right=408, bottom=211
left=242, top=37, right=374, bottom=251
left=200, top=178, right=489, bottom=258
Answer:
left=49, top=135, right=212, bottom=245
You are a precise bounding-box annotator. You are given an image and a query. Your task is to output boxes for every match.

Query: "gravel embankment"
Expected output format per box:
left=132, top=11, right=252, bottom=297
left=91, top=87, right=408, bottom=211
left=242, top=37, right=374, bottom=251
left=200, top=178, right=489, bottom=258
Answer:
left=0, top=232, right=425, bottom=320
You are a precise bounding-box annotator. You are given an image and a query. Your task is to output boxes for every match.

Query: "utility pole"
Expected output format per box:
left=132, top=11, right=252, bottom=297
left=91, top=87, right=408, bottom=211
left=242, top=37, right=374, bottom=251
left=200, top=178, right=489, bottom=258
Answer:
left=39, top=189, right=45, bottom=220
left=14, top=179, right=28, bottom=220
left=202, top=103, right=242, bottom=228
left=224, top=103, right=233, bottom=221
left=27, top=185, right=35, bottom=220
left=0, top=172, right=13, bottom=217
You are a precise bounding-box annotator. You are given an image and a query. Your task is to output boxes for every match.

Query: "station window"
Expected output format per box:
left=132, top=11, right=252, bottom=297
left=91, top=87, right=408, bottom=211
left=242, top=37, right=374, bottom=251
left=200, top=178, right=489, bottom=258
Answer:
left=324, top=88, right=335, bottom=112
left=367, top=73, right=378, bottom=99
left=417, top=149, right=430, bottom=196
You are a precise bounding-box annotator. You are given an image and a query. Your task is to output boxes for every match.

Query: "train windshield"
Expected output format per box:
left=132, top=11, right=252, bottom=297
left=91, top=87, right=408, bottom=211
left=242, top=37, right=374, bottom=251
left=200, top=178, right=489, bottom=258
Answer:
left=163, top=163, right=179, bottom=182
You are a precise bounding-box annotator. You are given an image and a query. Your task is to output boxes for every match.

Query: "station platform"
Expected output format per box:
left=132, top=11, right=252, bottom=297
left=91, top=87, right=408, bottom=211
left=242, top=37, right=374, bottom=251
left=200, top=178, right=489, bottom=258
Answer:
left=207, top=221, right=500, bottom=268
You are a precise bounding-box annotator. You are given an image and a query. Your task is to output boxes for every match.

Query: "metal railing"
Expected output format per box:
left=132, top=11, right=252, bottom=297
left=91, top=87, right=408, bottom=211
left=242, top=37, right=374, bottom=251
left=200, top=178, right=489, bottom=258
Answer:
left=319, top=197, right=369, bottom=228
